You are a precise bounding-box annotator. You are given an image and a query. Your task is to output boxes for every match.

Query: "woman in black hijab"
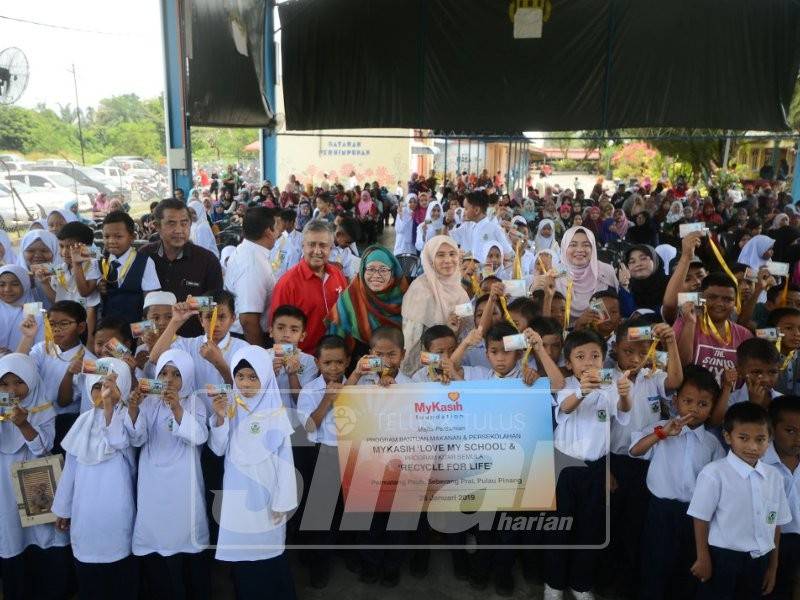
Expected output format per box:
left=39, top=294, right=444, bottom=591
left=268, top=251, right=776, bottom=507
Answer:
left=625, top=212, right=659, bottom=247
left=620, top=244, right=669, bottom=314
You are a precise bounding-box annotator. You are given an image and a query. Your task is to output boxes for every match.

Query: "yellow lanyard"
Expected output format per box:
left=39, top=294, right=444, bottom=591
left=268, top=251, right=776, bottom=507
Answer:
left=271, top=237, right=286, bottom=272
left=644, top=339, right=659, bottom=374
left=43, top=317, right=58, bottom=357
left=781, top=349, right=796, bottom=371
left=512, top=240, right=523, bottom=279
left=470, top=273, right=481, bottom=297
left=102, top=250, right=137, bottom=283
left=226, top=395, right=251, bottom=419
left=701, top=307, right=732, bottom=345
left=208, top=305, right=218, bottom=341
left=537, top=256, right=547, bottom=275
left=707, top=237, right=741, bottom=313
left=563, top=278, right=574, bottom=330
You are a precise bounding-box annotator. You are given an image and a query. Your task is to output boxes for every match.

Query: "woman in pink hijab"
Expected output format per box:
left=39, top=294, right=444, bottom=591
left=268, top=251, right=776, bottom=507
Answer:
left=555, top=226, right=619, bottom=326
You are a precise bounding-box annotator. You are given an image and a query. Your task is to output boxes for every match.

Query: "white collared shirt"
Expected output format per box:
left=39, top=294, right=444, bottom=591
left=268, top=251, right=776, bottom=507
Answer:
left=328, top=246, right=360, bottom=280
left=269, top=232, right=302, bottom=279
left=688, top=451, right=792, bottom=557
left=109, top=247, right=160, bottom=291
left=761, top=443, right=800, bottom=535
left=30, top=342, right=96, bottom=415
left=355, top=371, right=413, bottom=386
left=450, top=216, right=514, bottom=259
left=728, top=384, right=782, bottom=407
left=554, top=376, right=630, bottom=461
left=631, top=421, right=724, bottom=502
left=610, top=368, right=668, bottom=456
left=224, top=239, right=276, bottom=334
left=52, top=261, right=102, bottom=307
left=296, top=374, right=343, bottom=446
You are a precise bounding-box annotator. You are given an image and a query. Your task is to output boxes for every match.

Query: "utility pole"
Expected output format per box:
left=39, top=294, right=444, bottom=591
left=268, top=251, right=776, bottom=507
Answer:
left=69, top=64, right=86, bottom=165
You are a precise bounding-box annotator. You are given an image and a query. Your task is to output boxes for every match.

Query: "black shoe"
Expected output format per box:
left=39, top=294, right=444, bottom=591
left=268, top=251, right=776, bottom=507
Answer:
left=494, top=569, right=514, bottom=597
left=359, top=562, right=379, bottom=584
left=409, top=550, right=429, bottom=578
left=468, top=569, right=488, bottom=591
left=521, top=552, right=538, bottom=584
left=380, top=566, right=400, bottom=588
left=309, top=561, right=330, bottom=589
left=344, top=553, right=361, bottom=575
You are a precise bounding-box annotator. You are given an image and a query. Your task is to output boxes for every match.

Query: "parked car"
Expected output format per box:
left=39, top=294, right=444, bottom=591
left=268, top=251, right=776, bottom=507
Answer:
left=29, top=164, right=124, bottom=196
left=0, top=180, right=92, bottom=228
left=5, top=171, right=98, bottom=200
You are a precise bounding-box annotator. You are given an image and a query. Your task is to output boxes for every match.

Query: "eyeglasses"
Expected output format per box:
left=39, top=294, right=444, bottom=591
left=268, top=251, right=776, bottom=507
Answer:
left=49, top=320, right=77, bottom=331
left=364, top=267, right=392, bottom=277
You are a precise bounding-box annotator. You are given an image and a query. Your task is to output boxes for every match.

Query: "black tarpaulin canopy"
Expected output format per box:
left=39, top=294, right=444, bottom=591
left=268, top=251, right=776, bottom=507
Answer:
left=278, top=0, right=800, bottom=132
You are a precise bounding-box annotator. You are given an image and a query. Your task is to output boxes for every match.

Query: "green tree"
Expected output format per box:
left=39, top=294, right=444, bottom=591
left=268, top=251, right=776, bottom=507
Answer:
left=0, top=106, right=36, bottom=151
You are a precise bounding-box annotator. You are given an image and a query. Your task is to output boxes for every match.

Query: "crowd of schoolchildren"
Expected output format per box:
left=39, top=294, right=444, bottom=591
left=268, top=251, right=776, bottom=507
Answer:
left=0, top=170, right=798, bottom=600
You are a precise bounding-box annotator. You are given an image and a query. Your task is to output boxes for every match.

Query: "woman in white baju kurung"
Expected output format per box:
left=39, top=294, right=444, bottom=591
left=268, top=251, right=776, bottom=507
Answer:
left=0, top=353, right=70, bottom=599
left=51, top=358, right=138, bottom=600
left=126, top=349, right=210, bottom=597
left=207, top=345, right=297, bottom=599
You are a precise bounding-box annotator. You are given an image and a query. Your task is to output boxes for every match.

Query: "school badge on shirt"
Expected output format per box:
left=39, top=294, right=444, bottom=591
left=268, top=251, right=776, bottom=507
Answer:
left=647, top=397, right=661, bottom=414
left=597, top=409, right=607, bottom=422
left=167, top=417, right=175, bottom=432
left=767, top=511, right=777, bottom=525
left=483, top=233, right=489, bottom=241
left=249, top=422, right=261, bottom=435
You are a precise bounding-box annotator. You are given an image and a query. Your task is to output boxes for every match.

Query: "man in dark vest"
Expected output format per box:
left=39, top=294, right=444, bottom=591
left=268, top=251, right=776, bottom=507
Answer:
left=98, top=210, right=161, bottom=323
left=140, top=198, right=224, bottom=337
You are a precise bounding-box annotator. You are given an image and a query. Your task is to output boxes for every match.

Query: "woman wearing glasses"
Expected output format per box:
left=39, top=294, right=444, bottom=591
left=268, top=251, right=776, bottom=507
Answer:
left=326, top=245, right=408, bottom=366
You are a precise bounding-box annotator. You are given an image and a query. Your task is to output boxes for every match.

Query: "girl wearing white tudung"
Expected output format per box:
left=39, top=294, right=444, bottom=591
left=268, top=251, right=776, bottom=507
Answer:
left=0, top=353, right=70, bottom=600
left=126, top=348, right=210, bottom=598
left=207, top=345, right=297, bottom=599
left=52, top=357, right=138, bottom=600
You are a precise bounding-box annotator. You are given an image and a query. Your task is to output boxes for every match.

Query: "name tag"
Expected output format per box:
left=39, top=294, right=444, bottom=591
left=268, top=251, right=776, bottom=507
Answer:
left=184, top=280, right=200, bottom=288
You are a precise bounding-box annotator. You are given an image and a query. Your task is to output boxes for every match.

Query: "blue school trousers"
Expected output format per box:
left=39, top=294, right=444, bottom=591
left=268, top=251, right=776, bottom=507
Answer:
left=696, top=546, right=770, bottom=600
left=639, top=496, right=697, bottom=600
left=230, top=553, right=295, bottom=600
left=74, top=555, right=139, bottom=600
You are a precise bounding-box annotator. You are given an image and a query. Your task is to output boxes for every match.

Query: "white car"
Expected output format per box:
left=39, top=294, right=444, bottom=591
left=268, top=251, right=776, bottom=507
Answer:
left=93, top=165, right=130, bottom=186
left=5, top=171, right=97, bottom=200
left=0, top=180, right=92, bottom=228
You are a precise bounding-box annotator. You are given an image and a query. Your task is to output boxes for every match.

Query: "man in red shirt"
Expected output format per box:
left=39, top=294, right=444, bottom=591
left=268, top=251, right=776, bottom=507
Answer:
left=270, top=220, right=347, bottom=353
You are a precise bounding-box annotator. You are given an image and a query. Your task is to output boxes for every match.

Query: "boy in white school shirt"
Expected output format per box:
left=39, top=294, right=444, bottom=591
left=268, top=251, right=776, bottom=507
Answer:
left=444, top=190, right=513, bottom=260
left=605, top=319, right=683, bottom=596
left=712, top=337, right=783, bottom=427
left=688, top=402, right=792, bottom=600
left=764, top=396, right=800, bottom=600
left=270, top=209, right=303, bottom=279
left=543, top=329, right=632, bottom=600
left=296, top=335, right=350, bottom=589
left=267, top=305, right=318, bottom=417
left=629, top=365, right=725, bottom=600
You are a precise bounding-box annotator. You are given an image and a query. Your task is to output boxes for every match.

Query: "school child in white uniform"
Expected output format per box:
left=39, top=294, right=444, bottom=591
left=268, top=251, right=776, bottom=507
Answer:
left=0, top=353, right=70, bottom=600
left=543, top=329, right=632, bottom=600
left=410, top=325, right=459, bottom=383
left=393, top=196, right=417, bottom=256
left=447, top=190, right=513, bottom=260
left=629, top=365, right=725, bottom=600
left=295, top=334, right=349, bottom=589
left=207, top=346, right=297, bottom=599
left=17, top=300, right=96, bottom=445
left=763, top=396, right=800, bottom=600
left=52, top=358, right=138, bottom=600
left=414, top=200, right=444, bottom=252
left=688, top=402, right=792, bottom=600
left=605, top=319, right=683, bottom=595
left=149, top=290, right=248, bottom=548
left=126, top=349, right=210, bottom=599
left=267, top=304, right=318, bottom=419
left=0, top=264, right=43, bottom=353
left=37, top=223, right=102, bottom=348
left=149, top=290, right=248, bottom=411
left=130, top=291, right=176, bottom=380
